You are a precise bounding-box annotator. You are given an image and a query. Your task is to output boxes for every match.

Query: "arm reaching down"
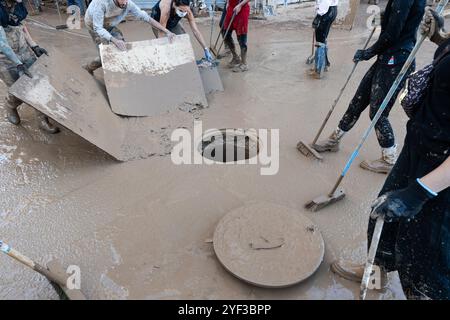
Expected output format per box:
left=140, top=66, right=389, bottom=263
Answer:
left=22, top=25, right=47, bottom=57
left=371, top=156, right=450, bottom=222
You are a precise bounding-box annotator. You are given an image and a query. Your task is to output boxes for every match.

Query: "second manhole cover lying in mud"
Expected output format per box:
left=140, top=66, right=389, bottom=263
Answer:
left=213, top=203, right=325, bottom=288
left=200, top=129, right=259, bottom=163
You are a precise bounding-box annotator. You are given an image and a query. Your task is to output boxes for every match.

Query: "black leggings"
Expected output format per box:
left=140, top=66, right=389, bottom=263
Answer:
left=223, top=30, right=247, bottom=51
left=338, top=60, right=414, bottom=148
left=315, top=6, right=337, bottom=44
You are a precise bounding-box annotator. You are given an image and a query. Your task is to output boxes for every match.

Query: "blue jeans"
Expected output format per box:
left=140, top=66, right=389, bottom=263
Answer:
left=67, top=0, right=85, bottom=15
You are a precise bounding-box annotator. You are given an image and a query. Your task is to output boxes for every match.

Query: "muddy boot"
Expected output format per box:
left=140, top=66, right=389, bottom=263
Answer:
left=331, top=260, right=387, bottom=289
left=232, top=47, right=248, bottom=73
left=312, top=127, right=346, bottom=153
left=360, top=145, right=397, bottom=174
left=82, top=57, right=102, bottom=75
left=6, top=105, right=20, bottom=125
left=5, top=95, right=22, bottom=125
left=228, top=55, right=241, bottom=69
left=36, top=111, right=60, bottom=134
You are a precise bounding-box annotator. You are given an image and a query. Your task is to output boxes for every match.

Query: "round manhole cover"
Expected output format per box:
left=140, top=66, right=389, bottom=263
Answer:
left=213, top=203, right=325, bottom=288
left=200, top=129, right=259, bottom=163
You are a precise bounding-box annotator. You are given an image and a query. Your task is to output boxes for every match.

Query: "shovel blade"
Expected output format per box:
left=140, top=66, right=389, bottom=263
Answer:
left=46, top=260, right=87, bottom=300
left=198, top=63, right=224, bottom=95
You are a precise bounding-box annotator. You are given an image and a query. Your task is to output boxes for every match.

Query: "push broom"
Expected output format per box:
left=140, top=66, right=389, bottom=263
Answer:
left=297, top=26, right=377, bottom=161
left=305, top=0, right=449, bottom=212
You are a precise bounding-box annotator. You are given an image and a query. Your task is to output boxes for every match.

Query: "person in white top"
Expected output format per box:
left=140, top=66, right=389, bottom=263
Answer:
left=311, top=0, right=338, bottom=78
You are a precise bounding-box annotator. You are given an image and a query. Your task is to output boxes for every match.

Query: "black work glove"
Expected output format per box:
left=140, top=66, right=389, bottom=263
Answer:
left=353, top=49, right=376, bottom=62
left=32, top=45, right=48, bottom=57
left=312, top=14, right=321, bottom=29
left=370, top=179, right=436, bottom=223
left=16, top=64, right=33, bottom=78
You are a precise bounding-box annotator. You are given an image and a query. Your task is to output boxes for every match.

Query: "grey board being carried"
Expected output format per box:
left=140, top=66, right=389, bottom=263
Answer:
left=99, top=34, right=208, bottom=117
left=9, top=49, right=202, bottom=161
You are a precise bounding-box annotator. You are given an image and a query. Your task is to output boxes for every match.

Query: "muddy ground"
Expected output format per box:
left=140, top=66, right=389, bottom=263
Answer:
left=0, top=2, right=444, bottom=299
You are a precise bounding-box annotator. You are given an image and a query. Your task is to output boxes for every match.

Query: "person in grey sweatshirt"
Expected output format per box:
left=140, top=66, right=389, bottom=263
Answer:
left=83, top=0, right=175, bottom=74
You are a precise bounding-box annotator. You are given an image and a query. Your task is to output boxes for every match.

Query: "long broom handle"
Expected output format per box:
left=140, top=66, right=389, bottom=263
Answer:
left=328, top=0, right=449, bottom=196
left=0, top=240, right=68, bottom=286
left=209, top=0, right=217, bottom=47
left=312, top=26, right=377, bottom=145
left=360, top=217, right=384, bottom=300
left=215, top=11, right=237, bottom=57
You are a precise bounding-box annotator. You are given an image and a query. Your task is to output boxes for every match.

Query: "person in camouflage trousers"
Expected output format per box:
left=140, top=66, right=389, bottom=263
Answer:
left=0, top=0, right=59, bottom=133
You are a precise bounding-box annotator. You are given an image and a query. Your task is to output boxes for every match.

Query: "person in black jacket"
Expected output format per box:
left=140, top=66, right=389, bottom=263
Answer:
left=310, top=0, right=426, bottom=174
left=331, top=7, right=450, bottom=300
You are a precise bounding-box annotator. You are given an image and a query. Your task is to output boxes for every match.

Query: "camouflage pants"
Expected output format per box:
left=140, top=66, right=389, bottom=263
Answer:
left=0, top=26, right=36, bottom=111
left=86, top=26, right=124, bottom=72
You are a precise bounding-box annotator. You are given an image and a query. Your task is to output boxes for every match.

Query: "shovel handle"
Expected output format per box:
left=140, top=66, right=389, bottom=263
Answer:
left=311, top=26, right=377, bottom=145
left=215, top=12, right=237, bottom=57
left=360, top=217, right=384, bottom=300
left=1, top=242, right=36, bottom=269
left=0, top=240, right=68, bottom=287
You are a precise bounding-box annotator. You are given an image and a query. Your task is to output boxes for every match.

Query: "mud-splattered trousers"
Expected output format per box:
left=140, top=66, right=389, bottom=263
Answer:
left=337, top=59, right=414, bottom=148
left=86, top=26, right=124, bottom=72
left=315, top=5, right=337, bottom=44
left=0, top=25, right=37, bottom=114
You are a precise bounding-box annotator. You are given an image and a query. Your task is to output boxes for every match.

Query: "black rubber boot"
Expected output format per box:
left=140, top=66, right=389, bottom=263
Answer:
left=6, top=106, right=20, bottom=125
left=36, top=111, right=60, bottom=134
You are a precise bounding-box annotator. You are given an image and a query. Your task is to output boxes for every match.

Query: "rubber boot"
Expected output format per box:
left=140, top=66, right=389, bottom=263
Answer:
left=82, top=57, right=102, bottom=75
left=36, top=111, right=60, bottom=134
left=226, top=37, right=241, bottom=68
left=232, top=47, right=248, bottom=72
left=5, top=102, right=21, bottom=125
left=360, top=145, right=397, bottom=174
left=331, top=260, right=387, bottom=289
left=312, top=127, right=346, bottom=153
left=228, top=49, right=241, bottom=68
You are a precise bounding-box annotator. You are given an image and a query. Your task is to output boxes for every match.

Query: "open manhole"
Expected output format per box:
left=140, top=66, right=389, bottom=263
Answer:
left=200, top=129, right=260, bottom=163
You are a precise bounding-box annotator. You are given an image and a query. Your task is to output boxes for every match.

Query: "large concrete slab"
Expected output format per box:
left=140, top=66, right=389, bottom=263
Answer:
left=99, top=34, right=208, bottom=117
left=9, top=49, right=203, bottom=161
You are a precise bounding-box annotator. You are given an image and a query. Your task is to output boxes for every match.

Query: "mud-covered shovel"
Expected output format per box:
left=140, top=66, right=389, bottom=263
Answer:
left=0, top=240, right=86, bottom=300
left=360, top=217, right=384, bottom=300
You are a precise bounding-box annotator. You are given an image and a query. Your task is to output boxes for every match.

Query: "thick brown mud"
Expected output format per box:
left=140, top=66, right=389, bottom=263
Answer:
left=0, top=3, right=443, bottom=299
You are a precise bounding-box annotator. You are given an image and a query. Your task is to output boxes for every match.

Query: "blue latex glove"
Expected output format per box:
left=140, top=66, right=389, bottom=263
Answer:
left=204, top=48, right=213, bottom=62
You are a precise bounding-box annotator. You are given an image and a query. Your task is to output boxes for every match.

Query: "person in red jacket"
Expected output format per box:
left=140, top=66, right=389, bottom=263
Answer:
left=222, top=0, right=250, bottom=72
